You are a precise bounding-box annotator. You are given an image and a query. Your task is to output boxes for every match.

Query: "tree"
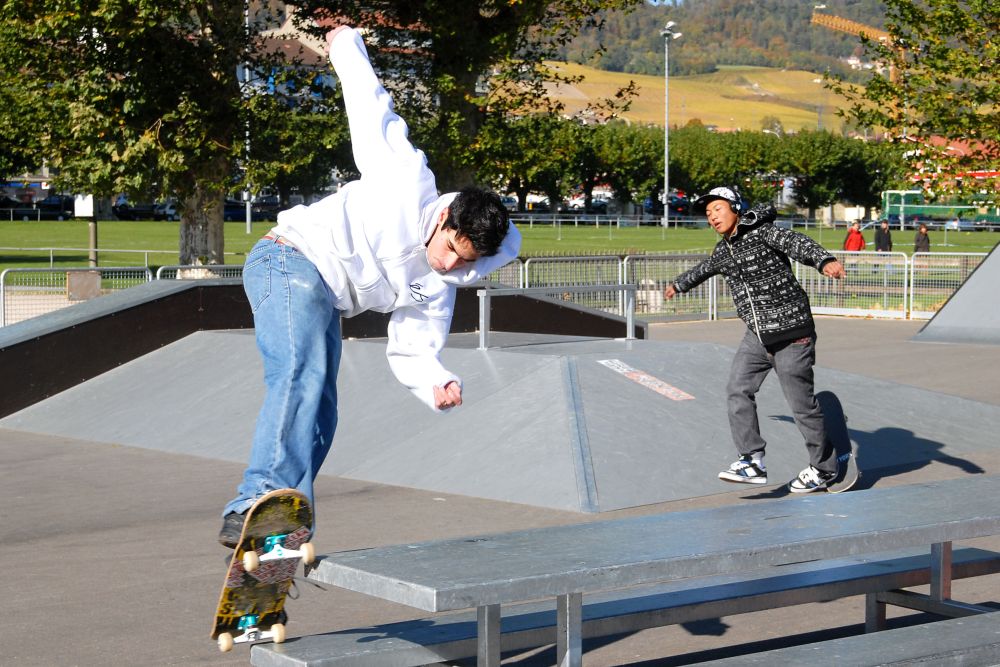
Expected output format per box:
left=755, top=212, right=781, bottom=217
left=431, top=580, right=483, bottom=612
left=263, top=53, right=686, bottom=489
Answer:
left=293, top=0, right=642, bottom=190
left=589, top=121, right=662, bottom=209
left=0, top=2, right=343, bottom=264
left=830, top=0, right=1000, bottom=203
left=473, top=113, right=576, bottom=212
left=838, top=139, right=908, bottom=219
left=781, top=130, right=852, bottom=220
left=667, top=126, right=784, bottom=203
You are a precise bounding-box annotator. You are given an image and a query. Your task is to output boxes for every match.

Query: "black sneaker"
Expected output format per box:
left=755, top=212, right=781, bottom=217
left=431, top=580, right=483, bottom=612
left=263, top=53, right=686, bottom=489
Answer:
left=789, top=465, right=837, bottom=493
left=718, top=455, right=767, bottom=484
left=218, top=511, right=247, bottom=548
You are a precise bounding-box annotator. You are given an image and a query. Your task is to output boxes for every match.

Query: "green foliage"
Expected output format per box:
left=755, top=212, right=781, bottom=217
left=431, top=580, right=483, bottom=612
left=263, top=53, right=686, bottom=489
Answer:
left=830, top=0, right=1000, bottom=204
left=666, top=125, right=908, bottom=214
left=294, top=0, right=641, bottom=189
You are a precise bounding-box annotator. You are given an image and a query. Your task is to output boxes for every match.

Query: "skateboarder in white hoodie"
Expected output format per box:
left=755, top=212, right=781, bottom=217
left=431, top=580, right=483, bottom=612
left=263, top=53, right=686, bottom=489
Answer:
left=219, top=25, right=521, bottom=547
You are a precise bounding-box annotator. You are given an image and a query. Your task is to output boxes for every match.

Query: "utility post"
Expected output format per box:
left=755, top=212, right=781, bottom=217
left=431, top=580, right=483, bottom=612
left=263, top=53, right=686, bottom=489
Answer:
left=661, top=22, right=682, bottom=229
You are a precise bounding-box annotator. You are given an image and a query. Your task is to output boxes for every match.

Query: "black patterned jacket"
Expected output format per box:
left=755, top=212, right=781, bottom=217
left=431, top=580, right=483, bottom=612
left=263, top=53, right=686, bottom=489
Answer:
left=672, top=204, right=836, bottom=345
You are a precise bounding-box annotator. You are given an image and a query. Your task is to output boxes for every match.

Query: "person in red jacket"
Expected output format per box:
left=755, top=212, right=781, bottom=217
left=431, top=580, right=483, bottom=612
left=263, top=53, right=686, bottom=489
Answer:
left=843, top=221, right=866, bottom=251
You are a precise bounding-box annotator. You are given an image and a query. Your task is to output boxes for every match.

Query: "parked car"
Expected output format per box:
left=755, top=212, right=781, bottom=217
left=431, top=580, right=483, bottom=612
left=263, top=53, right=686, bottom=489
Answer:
left=1, top=195, right=75, bottom=221
left=565, top=195, right=609, bottom=214
left=113, top=199, right=156, bottom=220
left=251, top=196, right=280, bottom=222
left=944, top=218, right=976, bottom=232
left=153, top=200, right=180, bottom=221
left=643, top=194, right=688, bottom=217
left=500, top=195, right=518, bottom=212
left=35, top=195, right=75, bottom=220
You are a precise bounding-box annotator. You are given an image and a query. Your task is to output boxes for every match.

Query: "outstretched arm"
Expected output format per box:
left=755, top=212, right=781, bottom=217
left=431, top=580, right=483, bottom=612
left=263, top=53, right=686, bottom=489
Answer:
left=325, top=27, right=425, bottom=177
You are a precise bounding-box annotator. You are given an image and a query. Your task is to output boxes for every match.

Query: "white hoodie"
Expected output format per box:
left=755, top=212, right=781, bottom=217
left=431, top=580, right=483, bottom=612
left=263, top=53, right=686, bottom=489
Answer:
left=270, top=27, right=521, bottom=411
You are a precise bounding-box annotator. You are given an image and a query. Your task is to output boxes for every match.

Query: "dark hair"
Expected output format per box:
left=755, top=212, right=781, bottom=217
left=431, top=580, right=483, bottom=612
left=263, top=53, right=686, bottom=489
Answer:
left=442, top=186, right=510, bottom=257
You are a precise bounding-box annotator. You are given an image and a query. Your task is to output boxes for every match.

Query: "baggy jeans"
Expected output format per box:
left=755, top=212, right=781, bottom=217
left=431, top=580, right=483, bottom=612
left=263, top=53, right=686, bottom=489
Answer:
left=727, top=329, right=837, bottom=474
left=223, top=237, right=342, bottom=519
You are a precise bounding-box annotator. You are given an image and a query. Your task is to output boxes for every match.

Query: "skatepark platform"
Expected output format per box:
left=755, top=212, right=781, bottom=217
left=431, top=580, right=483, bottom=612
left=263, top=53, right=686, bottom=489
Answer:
left=4, top=328, right=1000, bottom=513
left=4, top=301, right=1000, bottom=664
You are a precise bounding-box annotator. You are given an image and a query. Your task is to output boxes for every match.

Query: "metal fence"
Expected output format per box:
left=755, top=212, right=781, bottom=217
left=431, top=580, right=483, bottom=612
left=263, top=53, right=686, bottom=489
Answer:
left=624, top=255, right=734, bottom=321
left=909, top=252, right=987, bottom=320
left=797, top=251, right=911, bottom=319
left=524, top=256, right=623, bottom=313
left=0, top=252, right=988, bottom=328
left=0, top=267, right=152, bottom=327
left=155, top=264, right=246, bottom=280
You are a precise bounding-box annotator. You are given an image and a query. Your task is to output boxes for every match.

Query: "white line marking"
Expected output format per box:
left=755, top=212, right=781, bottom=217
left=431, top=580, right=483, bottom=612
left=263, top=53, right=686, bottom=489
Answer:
left=597, top=359, right=696, bottom=401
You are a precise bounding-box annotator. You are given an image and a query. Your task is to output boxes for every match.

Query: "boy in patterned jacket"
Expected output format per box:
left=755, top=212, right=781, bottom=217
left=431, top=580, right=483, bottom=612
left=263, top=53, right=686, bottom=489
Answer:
left=663, top=186, right=846, bottom=493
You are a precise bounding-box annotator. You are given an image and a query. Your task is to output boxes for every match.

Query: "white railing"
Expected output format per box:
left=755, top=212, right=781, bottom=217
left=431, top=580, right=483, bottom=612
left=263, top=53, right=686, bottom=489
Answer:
left=798, top=251, right=911, bottom=319
left=0, top=252, right=988, bottom=328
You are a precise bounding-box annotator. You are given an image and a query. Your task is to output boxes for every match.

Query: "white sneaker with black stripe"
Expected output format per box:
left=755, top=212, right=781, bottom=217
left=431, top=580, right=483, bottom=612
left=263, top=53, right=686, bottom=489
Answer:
left=789, top=465, right=837, bottom=493
left=718, top=455, right=767, bottom=484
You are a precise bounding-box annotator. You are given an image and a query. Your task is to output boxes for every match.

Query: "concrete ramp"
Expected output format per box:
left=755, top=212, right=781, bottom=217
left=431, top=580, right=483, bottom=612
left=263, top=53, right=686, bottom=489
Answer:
left=915, top=245, right=1000, bottom=345
left=4, top=331, right=1000, bottom=512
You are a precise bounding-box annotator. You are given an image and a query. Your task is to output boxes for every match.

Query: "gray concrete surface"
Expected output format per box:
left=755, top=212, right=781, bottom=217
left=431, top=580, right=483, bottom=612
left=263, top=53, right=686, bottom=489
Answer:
left=6, top=322, right=999, bottom=513
left=4, top=316, right=1000, bottom=665
left=914, top=245, right=1000, bottom=345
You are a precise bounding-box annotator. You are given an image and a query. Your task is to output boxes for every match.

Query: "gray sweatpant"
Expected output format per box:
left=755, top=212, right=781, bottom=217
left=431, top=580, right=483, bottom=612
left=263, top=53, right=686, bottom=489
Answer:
left=726, top=329, right=837, bottom=474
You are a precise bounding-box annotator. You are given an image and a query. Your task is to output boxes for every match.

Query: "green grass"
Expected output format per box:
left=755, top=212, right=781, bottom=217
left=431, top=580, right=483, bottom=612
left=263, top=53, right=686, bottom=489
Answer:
left=517, top=222, right=999, bottom=258
left=0, top=218, right=997, bottom=274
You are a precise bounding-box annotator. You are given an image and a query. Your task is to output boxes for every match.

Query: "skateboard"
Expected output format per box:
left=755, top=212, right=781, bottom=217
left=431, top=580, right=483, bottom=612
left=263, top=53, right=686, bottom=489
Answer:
left=211, top=488, right=315, bottom=652
left=816, top=390, right=860, bottom=493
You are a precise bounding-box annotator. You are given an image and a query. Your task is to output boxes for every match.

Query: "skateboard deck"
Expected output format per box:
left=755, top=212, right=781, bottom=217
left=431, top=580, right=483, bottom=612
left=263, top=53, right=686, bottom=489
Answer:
left=211, top=488, right=314, bottom=652
left=817, top=390, right=860, bottom=493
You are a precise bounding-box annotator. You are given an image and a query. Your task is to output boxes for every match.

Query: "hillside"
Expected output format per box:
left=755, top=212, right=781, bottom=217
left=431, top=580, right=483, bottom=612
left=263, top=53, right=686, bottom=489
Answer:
left=544, top=62, right=850, bottom=132
left=559, top=0, right=888, bottom=79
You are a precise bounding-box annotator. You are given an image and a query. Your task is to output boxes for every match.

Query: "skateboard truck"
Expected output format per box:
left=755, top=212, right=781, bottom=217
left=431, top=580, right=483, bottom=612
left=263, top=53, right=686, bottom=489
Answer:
left=243, top=534, right=316, bottom=573
left=217, top=614, right=286, bottom=652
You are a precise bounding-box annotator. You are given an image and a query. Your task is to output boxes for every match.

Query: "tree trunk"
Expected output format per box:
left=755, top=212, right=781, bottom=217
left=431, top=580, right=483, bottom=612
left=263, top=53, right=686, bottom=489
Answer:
left=179, top=186, right=225, bottom=265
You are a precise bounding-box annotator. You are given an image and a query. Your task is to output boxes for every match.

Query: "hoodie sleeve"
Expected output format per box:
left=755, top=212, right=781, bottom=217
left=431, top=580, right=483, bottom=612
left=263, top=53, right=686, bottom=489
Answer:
left=438, top=222, right=522, bottom=286
left=328, top=28, right=425, bottom=178
left=385, top=285, right=460, bottom=412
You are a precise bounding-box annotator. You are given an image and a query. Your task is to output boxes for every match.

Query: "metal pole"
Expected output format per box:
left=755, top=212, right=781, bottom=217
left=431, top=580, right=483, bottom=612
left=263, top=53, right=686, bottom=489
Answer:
left=661, top=24, right=681, bottom=231
left=663, top=30, right=669, bottom=232
left=244, top=0, right=253, bottom=235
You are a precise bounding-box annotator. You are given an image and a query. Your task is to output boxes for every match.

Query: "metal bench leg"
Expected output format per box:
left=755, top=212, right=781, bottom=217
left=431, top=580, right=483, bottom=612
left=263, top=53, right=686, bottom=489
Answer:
left=557, top=592, right=583, bottom=667
left=865, top=592, right=887, bottom=632
left=477, top=604, right=500, bottom=667
left=556, top=593, right=583, bottom=667
left=478, top=292, right=491, bottom=350
left=931, top=541, right=953, bottom=601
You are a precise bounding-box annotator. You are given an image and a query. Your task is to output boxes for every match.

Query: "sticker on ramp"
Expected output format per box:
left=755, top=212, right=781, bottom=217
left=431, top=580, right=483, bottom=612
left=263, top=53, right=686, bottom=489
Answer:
left=597, top=359, right=695, bottom=401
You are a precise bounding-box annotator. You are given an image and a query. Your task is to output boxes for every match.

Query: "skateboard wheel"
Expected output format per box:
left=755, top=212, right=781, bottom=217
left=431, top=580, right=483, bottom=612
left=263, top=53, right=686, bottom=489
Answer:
left=217, top=632, right=235, bottom=652
left=271, top=623, right=286, bottom=644
left=243, top=550, right=260, bottom=573
left=301, top=542, right=316, bottom=565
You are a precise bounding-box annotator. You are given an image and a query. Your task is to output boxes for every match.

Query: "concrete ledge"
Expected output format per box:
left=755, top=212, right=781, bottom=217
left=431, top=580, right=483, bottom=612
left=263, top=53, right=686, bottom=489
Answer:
left=0, top=279, right=252, bottom=417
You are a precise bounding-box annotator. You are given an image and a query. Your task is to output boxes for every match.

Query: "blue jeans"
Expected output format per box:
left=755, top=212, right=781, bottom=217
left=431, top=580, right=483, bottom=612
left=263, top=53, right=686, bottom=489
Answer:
left=223, top=238, right=342, bottom=520
left=726, top=330, right=836, bottom=474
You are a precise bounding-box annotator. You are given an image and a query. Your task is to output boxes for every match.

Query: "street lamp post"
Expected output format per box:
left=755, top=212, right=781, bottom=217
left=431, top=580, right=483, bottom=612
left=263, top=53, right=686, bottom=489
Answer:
left=661, top=22, right=682, bottom=229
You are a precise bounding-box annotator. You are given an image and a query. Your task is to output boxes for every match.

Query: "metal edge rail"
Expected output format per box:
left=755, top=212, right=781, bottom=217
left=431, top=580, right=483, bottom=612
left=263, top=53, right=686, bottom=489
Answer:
left=475, top=284, right=637, bottom=350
